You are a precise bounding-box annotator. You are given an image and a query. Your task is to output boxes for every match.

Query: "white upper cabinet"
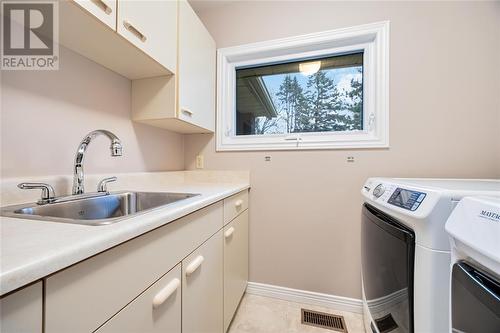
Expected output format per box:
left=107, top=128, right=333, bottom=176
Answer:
left=74, top=0, right=117, bottom=29
left=177, top=0, right=216, bottom=131
left=62, top=0, right=215, bottom=133
left=117, top=0, right=177, bottom=73
left=131, top=0, right=216, bottom=134
left=60, top=0, right=176, bottom=79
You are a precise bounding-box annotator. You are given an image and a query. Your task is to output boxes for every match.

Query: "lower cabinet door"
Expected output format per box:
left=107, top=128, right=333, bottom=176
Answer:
left=96, top=264, right=181, bottom=333
left=0, top=282, right=43, bottom=333
left=223, top=210, right=249, bottom=331
left=183, top=230, right=224, bottom=333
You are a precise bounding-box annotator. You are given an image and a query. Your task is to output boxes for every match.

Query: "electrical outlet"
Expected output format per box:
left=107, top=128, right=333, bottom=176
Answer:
left=195, top=155, right=204, bottom=169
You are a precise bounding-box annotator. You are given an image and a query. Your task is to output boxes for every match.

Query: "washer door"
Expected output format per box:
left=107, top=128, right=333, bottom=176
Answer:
left=452, top=261, right=500, bottom=333
left=362, top=203, right=415, bottom=333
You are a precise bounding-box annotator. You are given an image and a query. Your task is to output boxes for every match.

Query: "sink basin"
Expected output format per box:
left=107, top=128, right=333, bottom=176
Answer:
left=1, top=191, right=199, bottom=226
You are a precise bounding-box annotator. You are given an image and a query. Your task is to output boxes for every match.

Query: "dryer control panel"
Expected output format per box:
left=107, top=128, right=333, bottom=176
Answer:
left=388, top=187, right=426, bottom=211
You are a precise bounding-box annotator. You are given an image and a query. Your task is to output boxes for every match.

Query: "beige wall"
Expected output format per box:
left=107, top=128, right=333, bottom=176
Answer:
left=185, top=1, right=500, bottom=298
left=1, top=47, right=185, bottom=178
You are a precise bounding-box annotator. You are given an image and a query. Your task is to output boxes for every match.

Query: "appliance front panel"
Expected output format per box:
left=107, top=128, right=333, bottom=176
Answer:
left=452, top=261, right=500, bottom=333
left=361, top=203, right=415, bottom=333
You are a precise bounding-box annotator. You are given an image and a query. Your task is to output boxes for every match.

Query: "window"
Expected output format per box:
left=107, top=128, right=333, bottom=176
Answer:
left=217, top=21, right=389, bottom=151
left=236, top=52, right=364, bottom=136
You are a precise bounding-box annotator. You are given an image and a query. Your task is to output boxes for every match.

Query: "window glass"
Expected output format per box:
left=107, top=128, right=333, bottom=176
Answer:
left=235, top=52, right=363, bottom=135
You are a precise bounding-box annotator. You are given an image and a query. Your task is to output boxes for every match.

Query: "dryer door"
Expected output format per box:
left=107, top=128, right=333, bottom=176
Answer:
left=452, top=261, right=500, bottom=333
left=362, top=203, right=415, bottom=333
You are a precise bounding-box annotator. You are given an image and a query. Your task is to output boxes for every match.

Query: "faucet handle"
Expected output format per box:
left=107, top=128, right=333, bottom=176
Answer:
left=97, top=176, right=117, bottom=193
left=18, top=183, right=56, bottom=205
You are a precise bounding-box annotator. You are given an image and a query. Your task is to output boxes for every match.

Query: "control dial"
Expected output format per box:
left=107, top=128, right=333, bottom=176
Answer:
left=373, top=184, right=385, bottom=198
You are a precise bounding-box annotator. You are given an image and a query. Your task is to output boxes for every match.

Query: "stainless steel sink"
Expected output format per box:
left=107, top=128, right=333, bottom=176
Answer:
left=0, top=191, right=199, bottom=226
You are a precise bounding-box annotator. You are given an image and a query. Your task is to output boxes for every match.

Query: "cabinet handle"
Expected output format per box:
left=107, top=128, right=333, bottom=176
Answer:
left=185, top=255, right=204, bottom=276
left=123, top=20, right=147, bottom=42
left=181, top=108, right=194, bottom=116
left=152, top=278, right=180, bottom=309
left=224, top=227, right=235, bottom=239
left=235, top=199, right=243, bottom=209
left=91, top=0, right=112, bottom=14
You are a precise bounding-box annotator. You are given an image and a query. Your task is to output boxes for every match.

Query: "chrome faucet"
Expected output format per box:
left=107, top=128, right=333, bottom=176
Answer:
left=17, top=183, right=56, bottom=204
left=72, top=130, right=122, bottom=195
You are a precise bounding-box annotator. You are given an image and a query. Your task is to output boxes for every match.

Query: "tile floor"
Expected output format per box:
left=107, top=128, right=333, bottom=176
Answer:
left=228, top=294, right=365, bottom=333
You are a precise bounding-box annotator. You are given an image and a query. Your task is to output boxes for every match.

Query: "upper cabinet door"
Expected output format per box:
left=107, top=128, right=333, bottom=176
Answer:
left=118, top=0, right=177, bottom=74
left=177, top=0, right=216, bottom=131
left=74, top=0, right=117, bottom=29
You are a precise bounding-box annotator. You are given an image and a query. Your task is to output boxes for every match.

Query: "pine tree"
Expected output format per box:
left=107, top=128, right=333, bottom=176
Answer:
left=305, top=71, right=348, bottom=132
left=276, top=75, right=308, bottom=133
left=292, top=76, right=311, bottom=133
left=276, top=75, right=295, bottom=133
left=345, top=72, right=363, bottom=130
left=273, top=70, right=361, bottom=134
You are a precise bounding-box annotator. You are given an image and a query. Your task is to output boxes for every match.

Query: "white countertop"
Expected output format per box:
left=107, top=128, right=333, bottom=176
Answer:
left=0, top=171, right=249, bottom=295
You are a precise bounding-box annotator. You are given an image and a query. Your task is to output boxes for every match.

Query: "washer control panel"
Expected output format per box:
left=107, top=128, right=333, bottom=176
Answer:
left=388, top=187, right=426, bottom=211
left=373, top=184, right=385, bottom=198
left=370, top=183, right=396, bottom=202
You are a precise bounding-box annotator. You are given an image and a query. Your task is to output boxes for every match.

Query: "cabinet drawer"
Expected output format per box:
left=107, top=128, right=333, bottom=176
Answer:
left=117, top=0, right=177, bottom=73
left=224, top=190, right=248, bottom=225
left=45, top=202, right=222, bottom=333
left=0, top=282, right=43, bottom=333
left=74, top=0, right=117, bottom=30
left=96, top=264, right=181, bottom=333
left=182, top=230, right=223, bottom=333
left=223, top=210, right=249, bottom=332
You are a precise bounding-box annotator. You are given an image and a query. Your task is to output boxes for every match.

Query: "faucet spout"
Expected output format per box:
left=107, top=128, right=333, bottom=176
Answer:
left=72, top=130, right=123, bottom=195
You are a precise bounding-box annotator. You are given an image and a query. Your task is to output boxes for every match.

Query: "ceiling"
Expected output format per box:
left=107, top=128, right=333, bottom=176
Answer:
left=188, top=0, right=235, bottom=14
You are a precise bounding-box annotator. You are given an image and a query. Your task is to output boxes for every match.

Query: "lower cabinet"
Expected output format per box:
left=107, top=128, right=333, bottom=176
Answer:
left=96, top=264, right=181, bottom=333
left=1, top=191, right=249, bottom=333
left=223, top=210, right=249, bottom=331
left=182, top=230, right=224, bottom=333
left=44, top=203, right=222, bottom=333
left=0, top=282, right=43, bottom=333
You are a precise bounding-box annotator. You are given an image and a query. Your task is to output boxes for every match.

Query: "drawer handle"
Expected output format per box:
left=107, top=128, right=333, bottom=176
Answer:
left=185, top=255, right=204, bottom=276
left=91, top=0, right=112, bottom=14
left=123, top=20, right=147, bottom=42
left=235, top=200, right=243, bottom=209
left=152, top=278, right=180, bottom=309
left=224, top=227, right=235, bottom=238
left=181, top=108, right=194, bottom=116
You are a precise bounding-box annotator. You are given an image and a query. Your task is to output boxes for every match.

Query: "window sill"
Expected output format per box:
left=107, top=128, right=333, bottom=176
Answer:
left=216, top=132, right=389, bottom=151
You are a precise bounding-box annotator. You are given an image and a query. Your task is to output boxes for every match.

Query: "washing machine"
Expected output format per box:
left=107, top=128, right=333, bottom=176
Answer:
left=360, top=178, right=500, bottom=333
left=445, top=196, right=500, bottom=333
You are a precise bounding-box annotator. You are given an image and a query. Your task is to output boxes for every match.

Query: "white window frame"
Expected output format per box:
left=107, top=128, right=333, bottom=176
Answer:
left=216, top=21, right=390, bottom=151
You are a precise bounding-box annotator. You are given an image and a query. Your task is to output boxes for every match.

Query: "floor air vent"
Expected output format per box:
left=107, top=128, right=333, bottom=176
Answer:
left=301, top=309, right=348, bottom=332
left=374, top=313, right=398, bottom=333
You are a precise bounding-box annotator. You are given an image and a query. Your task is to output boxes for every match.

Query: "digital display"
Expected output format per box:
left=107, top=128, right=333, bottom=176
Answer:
left=388, top=188, right=426, bottom=211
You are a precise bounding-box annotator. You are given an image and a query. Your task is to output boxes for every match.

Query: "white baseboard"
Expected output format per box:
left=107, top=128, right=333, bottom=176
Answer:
left=246, top=282, right=363, bottom=314
left=366, top=287, right=407, bottom=315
